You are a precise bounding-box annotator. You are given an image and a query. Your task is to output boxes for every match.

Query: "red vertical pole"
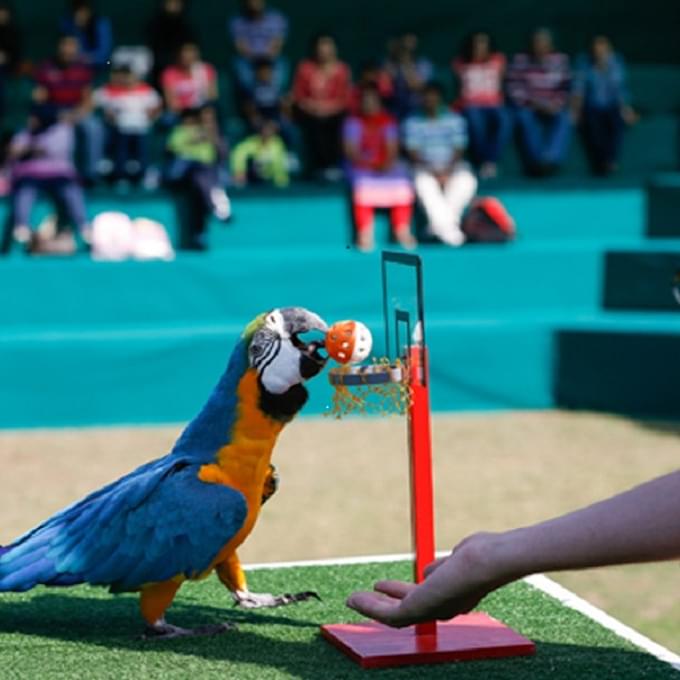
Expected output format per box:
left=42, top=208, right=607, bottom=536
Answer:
left=408, top=344, right=437, bottom=637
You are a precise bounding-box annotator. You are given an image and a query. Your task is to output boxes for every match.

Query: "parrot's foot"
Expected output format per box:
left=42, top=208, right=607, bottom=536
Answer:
left=233, top=590, right=321, bottom=609
left=142, top=619, right=235, bottom=640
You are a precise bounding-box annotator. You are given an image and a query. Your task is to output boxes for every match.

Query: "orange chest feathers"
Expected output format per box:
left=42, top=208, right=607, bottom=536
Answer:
left=198, top=369, right=284, bottom=550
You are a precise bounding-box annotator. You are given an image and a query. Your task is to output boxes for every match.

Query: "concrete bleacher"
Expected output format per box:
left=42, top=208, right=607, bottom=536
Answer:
left=2, top=180, right=680, bottom=428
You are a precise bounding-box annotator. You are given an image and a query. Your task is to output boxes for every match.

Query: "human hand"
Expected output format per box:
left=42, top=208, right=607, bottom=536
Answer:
left=346, top=533, right=513, bottom=628
left=621, top=105, right=638, bottom=125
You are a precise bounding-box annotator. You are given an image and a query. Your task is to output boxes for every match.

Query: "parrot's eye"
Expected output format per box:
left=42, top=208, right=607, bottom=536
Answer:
left=251, top=344, right=263, bottom=356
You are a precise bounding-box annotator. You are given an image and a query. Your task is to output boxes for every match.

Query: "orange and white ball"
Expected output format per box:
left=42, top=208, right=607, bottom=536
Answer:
left=325, top=320, right=373, bottom=364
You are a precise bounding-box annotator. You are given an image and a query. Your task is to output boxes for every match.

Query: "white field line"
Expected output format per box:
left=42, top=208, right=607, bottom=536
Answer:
left=245, top=553, right=680, bottom=672
left=526, top=574, right=680, bottom=672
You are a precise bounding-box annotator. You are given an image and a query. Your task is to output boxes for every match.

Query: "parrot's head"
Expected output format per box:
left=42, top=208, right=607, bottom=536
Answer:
left=243, top=307, right=328, bottom=420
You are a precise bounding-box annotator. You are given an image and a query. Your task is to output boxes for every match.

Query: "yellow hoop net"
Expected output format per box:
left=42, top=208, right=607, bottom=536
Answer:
left=326, top=357, right=412, bottom=418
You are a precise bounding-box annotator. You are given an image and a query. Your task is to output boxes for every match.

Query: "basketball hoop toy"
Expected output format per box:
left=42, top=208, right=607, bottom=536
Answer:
left=321, top=252, right=535, bottom=669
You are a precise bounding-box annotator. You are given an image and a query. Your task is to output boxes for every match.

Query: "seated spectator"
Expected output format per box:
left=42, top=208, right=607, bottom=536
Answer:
left=349, top=60, right=393, bottom=115
left=403, top=81, right=477, bottom=246
left=60, top=0, right=113, bottom=69
left=507, top=28, right=572, bottom=176
left=343, top=85, right=415, bottom=252
left=231, top=119, right=289, bottom=188
left=572, top=35, right=637, bottom=176
left=166, top=106, right=230, bottom=249
left=33, top=34, right=105, bottom=183
left=7, top=104, right=89, bottom=248
left=384, top=33, right=433, bottom=120
left=0, top=1, right=22, bottom=119
left=161, top=42, right=218, bottom=124
left=237, top=57, right=296, bottom=145
left=230, top=0, right=288, bottom=90
left=94, top=65, right=162, bottom=185
left=146, top=0, right=196, bottom=85
left=453, top=31, right=510, bottom=179
left=292, top=32, right=351, bottom=180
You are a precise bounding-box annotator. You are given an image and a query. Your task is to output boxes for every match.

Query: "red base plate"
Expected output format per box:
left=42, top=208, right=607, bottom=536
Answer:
left=321, top=612, right=535, bottom=669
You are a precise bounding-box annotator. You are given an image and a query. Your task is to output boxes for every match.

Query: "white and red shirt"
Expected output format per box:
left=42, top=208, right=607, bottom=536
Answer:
left=453, top=53, right=506, bottom=108
left=94, top=82, right=161, bottom=133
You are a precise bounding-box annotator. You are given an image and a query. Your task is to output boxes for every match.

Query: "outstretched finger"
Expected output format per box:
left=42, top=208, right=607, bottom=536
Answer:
left=373, top=580, right=417, bottom=600
left=346, top=591, right=406, bottom=625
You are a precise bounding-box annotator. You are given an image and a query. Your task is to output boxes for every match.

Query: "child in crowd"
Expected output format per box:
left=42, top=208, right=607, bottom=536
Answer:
left=343, top=84, right=415, bottom=251
left=166, top=106, right=231, bottom=248
left=230, top=118, right=289, bottom=187
left=453, top=31, right=510, bottom=178
left=8, top=104, right=89, bottom=247
left=161, top=42, right=218, bottom=124
left=238, top=57, right=296, bottom=147
left=94, top=65, right=161, bottom=184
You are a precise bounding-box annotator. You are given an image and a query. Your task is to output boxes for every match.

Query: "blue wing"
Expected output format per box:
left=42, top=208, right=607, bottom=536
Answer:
left=0, top=457, right=247, bottom=593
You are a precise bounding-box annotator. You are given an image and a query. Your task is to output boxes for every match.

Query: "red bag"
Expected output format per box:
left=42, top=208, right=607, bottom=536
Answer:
left=462, top=197, right=516, bottom=243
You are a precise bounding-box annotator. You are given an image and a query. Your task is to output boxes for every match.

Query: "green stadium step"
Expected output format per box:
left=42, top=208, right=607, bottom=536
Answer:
left=0, top=186, right=645, bottom=255
left=2, top=311, right=680, bottom=427
left=603, top=248, right=680, bottom=311
left=0, top=243, right=629, bottom=328
left=646, top=173, right=680, bottom=238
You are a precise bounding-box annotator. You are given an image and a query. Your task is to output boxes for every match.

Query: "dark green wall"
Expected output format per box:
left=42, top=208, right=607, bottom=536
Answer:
left=14, top=0, right=680, bottom=66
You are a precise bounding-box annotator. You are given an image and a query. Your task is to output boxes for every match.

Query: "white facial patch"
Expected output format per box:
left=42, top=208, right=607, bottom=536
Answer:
left=260, top=339, right=303, bottom=394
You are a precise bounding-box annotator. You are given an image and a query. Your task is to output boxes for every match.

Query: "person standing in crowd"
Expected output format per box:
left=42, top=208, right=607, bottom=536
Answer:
left=94, top=65, right=162, bottom=185
left=166, top=106, right=230, bottom=249
left=60, top=0, right=113, bottom=70
left=33, top=34, right=105, bottom=184
left=229, top=0, right=288, bottom=90
left=146, top=0, right=196, bottom=85
left=0, top=1, right=21, bottom=120
left=343, top=84, right=415, bottom=252
left=384, top=33, right=433, bottom=120
left=453, top=31, right=510, bottom=179
left=572, top=35, right=637, bottom=176
left=7, top=104, right=89, bottom=247
left=403, top=81, right=477, bottom=246
left=506, top=28, right=572, bottom=176
left=292, top=32, right=351, bottom=181
left=161, top=42, right=218, bottom=124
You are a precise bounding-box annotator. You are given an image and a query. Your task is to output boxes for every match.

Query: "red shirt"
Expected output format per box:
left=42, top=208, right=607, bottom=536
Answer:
left=34, top=60, right=94, bottom=109
left=161, top=63, right=217, bottom=110
left=453, top=53, right=506, bottom=107
left=292, top=59, right=351, bottom=116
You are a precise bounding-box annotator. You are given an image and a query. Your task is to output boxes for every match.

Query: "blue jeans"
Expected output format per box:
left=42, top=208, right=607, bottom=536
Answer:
left=513, top=107, right=572, bottom=169
left=582, top=106, right=624, bottom=172
left=462, top=106, right=511, bottom=164
left=12, top=177, right=88, bottom=231
left=109, top=129, right=149, bottom=180
left=75, top=114, right=105, bottom=181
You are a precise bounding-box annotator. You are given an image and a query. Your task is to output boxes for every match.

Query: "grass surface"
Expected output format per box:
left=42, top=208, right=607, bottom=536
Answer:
left=2, top=412, right=679, bottom=653
left=0, top=561, right=676, bottom=680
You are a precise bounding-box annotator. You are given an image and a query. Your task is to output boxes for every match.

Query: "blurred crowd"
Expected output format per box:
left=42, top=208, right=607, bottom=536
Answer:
left=0, top=0, right=638, bottom=252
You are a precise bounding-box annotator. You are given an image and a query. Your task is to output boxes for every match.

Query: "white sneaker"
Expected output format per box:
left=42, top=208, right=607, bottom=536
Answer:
left=440, top=230, right=466, bottom=247
left=13, top=225, right=31, bottom=243
left=210, top=188, right=232, bottom=221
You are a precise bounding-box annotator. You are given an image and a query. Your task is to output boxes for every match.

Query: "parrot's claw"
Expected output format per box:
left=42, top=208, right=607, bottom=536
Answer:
left=142, top=619, right=236, bottom=640
left=233, top=590, right=321, bottom=609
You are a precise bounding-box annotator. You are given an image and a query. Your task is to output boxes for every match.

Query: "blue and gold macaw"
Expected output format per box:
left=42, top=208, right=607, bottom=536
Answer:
left=0, top=307, right=329, bottom=639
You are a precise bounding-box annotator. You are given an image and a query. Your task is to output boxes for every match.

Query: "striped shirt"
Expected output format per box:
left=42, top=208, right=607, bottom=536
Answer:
left=402, top=110, right=468, bottom=172
left=34, top=60, right=93, bottom=109
left=506, top=52, right=571, bottom=109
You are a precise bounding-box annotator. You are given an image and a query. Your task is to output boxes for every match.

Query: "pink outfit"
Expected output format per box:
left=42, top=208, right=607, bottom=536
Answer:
left=161, top=63, right=217, bottom=110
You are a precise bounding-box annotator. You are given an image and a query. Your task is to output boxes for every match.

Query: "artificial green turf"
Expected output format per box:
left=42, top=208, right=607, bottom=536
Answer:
left=0, top=561, right=675, bottom=679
